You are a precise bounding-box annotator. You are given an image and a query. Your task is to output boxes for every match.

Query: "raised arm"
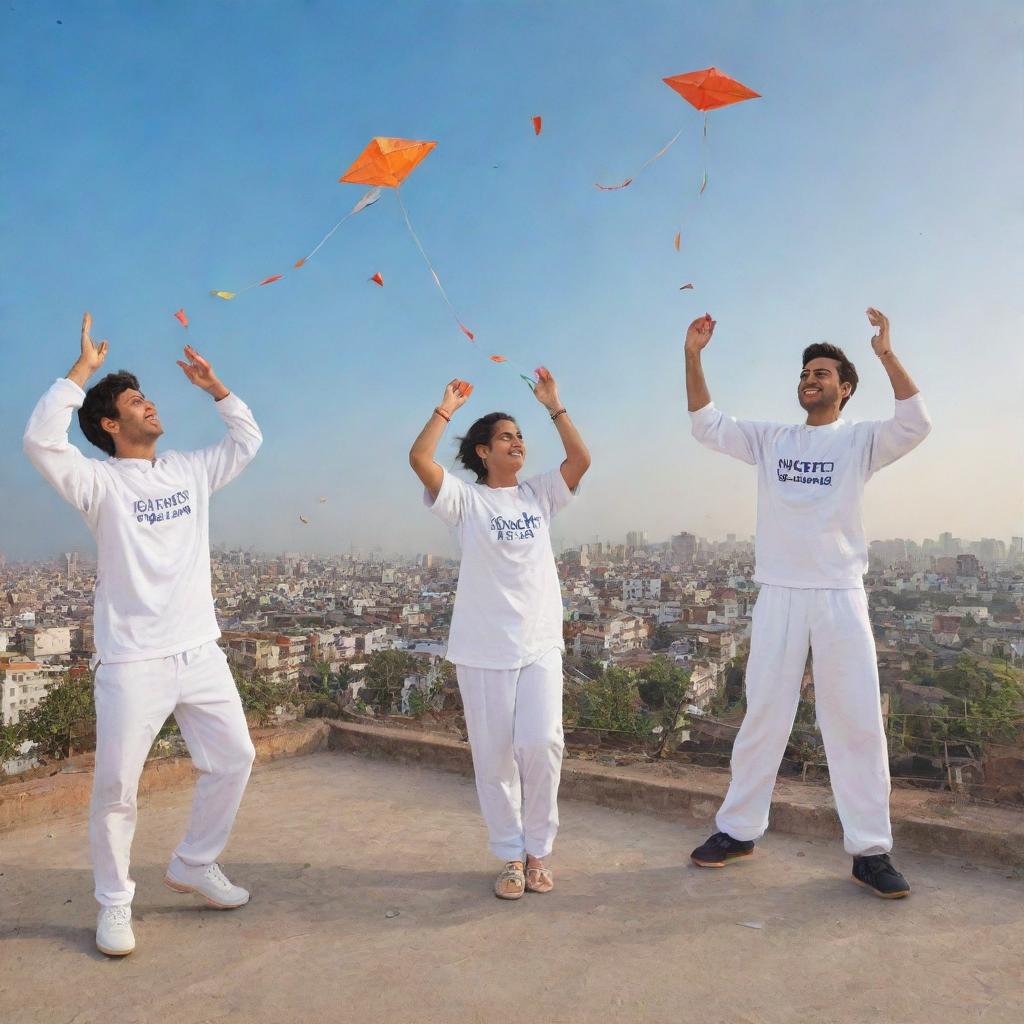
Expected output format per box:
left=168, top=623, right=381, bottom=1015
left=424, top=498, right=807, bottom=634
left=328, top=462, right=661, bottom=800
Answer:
left=864, top=308, right=931, bottom=471
left=684, top=314, right=764, bottom=465
left=178, top=346, right=262, bottom=491
left=867, top=308, right=919, bottom=400
left=409, top=379, right=472, bottom=501
left=23, top=312, right=109, bottom=515
left=684, top=313, right=716, bottom=411
left=532, top=367, right=591, bottom=491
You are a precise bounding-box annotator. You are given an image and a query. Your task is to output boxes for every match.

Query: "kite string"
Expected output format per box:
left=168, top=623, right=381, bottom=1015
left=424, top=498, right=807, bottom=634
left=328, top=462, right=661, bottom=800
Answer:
left=301, top=209, right=355, bottom=264
left=395, top=185, right=538, bottom=386
left=394, top=185, right=462, bottom=322
left=595, top=125, right=687, bottom=189
left=638, top=125, right=686, bottom=175
left=299, top=187, right=381, bottom=266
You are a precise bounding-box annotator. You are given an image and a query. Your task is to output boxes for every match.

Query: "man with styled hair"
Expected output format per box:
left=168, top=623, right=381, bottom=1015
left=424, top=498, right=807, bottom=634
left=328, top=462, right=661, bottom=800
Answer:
left=684, top=308, right=931, bottom=898
left=23, top=313, right=263, bottom=955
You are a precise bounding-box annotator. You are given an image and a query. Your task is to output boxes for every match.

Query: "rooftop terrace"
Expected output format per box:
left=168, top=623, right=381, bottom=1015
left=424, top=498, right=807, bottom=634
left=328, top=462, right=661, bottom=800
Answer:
left=2, top=744, right=1023, bottom=1024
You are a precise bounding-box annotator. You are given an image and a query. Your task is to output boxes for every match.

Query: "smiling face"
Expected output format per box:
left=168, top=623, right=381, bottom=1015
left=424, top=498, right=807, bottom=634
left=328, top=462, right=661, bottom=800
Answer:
left=477, top=418, right=525, bottom=480
left=101, top=388, right=163, bottom=454
left=797, top=357, right=851, bottom=415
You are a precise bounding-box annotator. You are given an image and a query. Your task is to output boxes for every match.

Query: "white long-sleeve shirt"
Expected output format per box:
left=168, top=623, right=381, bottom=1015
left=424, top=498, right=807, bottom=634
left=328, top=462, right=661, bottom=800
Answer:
left=690, top=394, right=932, bottom=588
left=23, top=377, right=262, bottom=664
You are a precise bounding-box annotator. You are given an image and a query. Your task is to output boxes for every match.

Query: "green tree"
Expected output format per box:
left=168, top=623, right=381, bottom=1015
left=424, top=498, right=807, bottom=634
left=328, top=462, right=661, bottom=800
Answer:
left=311, top=660, right=333, bottom=695
left=19, top=674, right=94, bottom=760
left=230, top=665, right=296, bottom=727
left=361, top=650, right=418, bottom=714
left=0, top=720, right=22, bottom=766
left=901, top=654, right=1023, bottom=748
left=577, top=667, right=651, bottom=741
left=332, top=663, right=354, bottom=695
left=650, top=624, right=673, bottom=651
left=637, top=656, right=689, bottom=711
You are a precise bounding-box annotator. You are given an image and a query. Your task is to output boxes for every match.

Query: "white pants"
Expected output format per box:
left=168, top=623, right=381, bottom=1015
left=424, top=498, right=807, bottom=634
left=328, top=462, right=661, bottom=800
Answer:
left=716, top=586, right=892, bottom=856
left=456, top=649, right=564, bottom=862
left=90, top=642, right=255, bottom=907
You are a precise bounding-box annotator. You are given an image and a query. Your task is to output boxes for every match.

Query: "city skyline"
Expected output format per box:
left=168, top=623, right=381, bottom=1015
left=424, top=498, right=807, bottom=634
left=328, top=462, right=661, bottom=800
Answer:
left=4, top=527, right=1021, bottom=569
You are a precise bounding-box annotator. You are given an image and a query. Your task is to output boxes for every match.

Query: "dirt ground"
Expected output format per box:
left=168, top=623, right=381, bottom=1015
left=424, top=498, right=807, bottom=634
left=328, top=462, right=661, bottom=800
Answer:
left=2, top=751, right=1022, bottom=1024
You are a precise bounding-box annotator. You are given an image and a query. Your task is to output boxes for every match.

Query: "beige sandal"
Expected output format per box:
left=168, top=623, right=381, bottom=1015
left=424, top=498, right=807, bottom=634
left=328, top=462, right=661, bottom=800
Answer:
left=494, top=860, right=526, bottom=900
left=525, top=862, right=554, bottom=894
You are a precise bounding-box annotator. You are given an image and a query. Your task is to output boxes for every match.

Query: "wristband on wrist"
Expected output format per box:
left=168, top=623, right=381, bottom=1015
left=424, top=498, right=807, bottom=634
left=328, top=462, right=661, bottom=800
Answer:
left=550, top=407, right=567, bottom=422
left=433, top=407, right=451, bottom=424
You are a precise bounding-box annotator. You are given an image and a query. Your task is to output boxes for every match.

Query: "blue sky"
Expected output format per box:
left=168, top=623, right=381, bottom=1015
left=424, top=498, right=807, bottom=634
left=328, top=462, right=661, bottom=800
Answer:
left=2, top=0, right=1021, bottom=560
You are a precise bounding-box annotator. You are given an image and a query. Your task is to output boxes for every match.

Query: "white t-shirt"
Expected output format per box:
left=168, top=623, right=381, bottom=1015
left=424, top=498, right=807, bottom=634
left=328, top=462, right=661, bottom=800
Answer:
left=425, top=466, right=574, bottom=669
left=689, top=394, right=931, bottom=588
left=23, top=377, right=263, bottom=664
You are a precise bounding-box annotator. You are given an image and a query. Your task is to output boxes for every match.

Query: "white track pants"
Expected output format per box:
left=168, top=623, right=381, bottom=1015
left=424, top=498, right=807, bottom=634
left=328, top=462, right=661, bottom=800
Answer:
left=716, top=586, right=892, bottom=856
left=456, top=649, right=564, bottom=862
left=90, top=642, right=256, bottom=907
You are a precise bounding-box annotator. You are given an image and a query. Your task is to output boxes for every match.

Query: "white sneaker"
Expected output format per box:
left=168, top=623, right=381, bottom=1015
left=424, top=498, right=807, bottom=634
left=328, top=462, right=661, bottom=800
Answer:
left=96, top=905, right=135, bottom=956
left=164, top=857, right=250, bottom=909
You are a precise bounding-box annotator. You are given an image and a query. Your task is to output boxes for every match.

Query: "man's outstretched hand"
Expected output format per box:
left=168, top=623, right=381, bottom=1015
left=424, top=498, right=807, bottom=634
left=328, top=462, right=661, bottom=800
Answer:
left=177, top=346, right=229, bottom=400
left=684, top=314, right=717, bottom=355
left=867, top=307, right=892, bottom=358
left=67, top=312, right=109, bottom=389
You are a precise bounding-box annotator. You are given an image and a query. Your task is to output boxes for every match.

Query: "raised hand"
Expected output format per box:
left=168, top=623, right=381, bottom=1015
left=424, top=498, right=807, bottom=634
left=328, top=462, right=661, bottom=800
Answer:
left=532, top=366, right=562, bottom=412
left=684, top=313, right=716, bottom=354
left=177, top=345, right=228, bottom=399
left=866, top=307, right=891, bottom=358
left=438, top=378, right=473, bottom=416
left=68, top=312, right=109, bottom=387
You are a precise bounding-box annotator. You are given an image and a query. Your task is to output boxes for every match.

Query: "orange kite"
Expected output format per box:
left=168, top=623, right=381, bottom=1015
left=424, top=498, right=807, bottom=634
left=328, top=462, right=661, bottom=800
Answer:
left=596, top=66, right=759, bottom=191
left=340, top=136, right=477, bottom=343
left=339, top=137, right=436, bottom=188
left=662, top=67, right=761, bottom=111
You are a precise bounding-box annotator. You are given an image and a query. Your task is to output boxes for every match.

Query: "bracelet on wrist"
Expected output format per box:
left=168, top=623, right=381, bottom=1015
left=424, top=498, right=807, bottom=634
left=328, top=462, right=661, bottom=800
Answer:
left=550, top=407, right=567, bottom=422
left=433, top=407, right=451, bottom=424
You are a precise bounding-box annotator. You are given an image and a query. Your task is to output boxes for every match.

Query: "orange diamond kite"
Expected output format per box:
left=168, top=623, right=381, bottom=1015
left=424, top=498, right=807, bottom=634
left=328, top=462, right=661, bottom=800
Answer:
left=662, top=67, right=760, bottom=111
left=339, top=137, right=437, bottom=188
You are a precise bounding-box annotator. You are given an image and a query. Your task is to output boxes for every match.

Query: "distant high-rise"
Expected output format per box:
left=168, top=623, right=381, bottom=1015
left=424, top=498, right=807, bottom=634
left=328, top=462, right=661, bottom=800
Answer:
left=956, top=553, right=980, bottom=577
left=626, top=530, right=648, bottom=550
left=671, top=532, right=698, bottom=564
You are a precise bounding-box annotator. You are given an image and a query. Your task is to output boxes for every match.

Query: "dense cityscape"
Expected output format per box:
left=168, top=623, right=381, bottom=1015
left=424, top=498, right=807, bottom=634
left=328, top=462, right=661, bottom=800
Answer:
left=3, top=529, right=1023, bottom=800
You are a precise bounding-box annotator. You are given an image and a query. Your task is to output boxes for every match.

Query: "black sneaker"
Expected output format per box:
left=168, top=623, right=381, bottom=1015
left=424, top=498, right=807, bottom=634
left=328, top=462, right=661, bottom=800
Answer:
left=851, top=854, right=911, bottom=899
left=690, top=831, right=755, bottom=868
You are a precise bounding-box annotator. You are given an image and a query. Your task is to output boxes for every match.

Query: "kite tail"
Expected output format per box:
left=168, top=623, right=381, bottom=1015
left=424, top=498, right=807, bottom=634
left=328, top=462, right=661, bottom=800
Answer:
left=699, top=112, right=709, bottom=195
left=295, top=187, right=382, bottom=268
left=296, top=209, right=355, bottom=267
left=595, top=125, right=686, bottom=190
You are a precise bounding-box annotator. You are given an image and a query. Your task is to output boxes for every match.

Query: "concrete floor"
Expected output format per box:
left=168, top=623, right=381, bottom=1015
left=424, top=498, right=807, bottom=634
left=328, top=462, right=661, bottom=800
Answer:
left=1, top=751, right=1022, bottom=1024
